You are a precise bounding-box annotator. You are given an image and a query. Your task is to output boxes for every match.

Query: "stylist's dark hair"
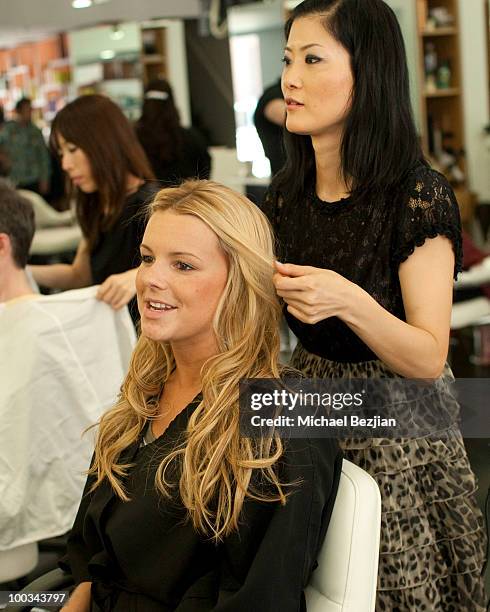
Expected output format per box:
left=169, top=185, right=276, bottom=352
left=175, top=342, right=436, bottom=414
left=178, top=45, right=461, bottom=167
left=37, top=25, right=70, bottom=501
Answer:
left=136, top=79, right=184, bottom=167
left=50, top=94, right=154, bottom=249
left=0, top=182, right=35, bottom=268
left=273, top=0, right=426, bottom=203
left=15, top=97, right=31, bottom=113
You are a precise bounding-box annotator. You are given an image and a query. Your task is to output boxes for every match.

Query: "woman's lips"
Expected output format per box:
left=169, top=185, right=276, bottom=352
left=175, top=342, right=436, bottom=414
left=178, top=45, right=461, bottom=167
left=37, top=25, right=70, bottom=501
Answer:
left=285, top=99, right=304, bottom=110
left=142, top=300, right=177, bottom=319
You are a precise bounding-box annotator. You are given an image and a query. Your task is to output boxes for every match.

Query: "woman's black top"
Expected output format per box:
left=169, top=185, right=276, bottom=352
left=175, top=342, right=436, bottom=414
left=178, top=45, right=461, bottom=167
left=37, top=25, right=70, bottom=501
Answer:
left=141, top=127, right=211, bottom=187
left=90, top=182, right=158, bottom=285
left=62, top=398, right=342, bottom=611
left=90, top=182, right=159, bottom=322
left=263, top=163, right=463, bottom=362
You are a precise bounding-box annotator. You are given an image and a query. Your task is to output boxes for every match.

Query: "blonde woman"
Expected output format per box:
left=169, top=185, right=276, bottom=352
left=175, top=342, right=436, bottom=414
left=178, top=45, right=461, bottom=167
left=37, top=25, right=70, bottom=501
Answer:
left=61, top=180, right=342, bottom=612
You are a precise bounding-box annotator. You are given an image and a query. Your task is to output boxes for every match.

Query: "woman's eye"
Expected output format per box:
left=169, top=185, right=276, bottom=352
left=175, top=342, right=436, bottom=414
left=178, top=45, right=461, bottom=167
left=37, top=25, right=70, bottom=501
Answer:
left=140, top=254, right=154, bottom=264
left=305, top=55, right=321, bottom=64
left=60, top=146, right=77, bottom=156
left=174, top=261, right=194, bottom=272
left=281, top=56, right=291, bottom=65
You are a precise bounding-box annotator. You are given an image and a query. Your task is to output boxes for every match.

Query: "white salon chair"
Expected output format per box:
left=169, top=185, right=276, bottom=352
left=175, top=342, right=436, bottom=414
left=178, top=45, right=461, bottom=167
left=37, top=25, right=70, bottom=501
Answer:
left=451, top=297, right=490, bottom=330
left=18, top=189, right=82, bottom=257
left=451, top=259, right=490, bottom=364
left=18, top=190, right=74, bottom=229
left=0, top=543, right=38, bottom=583
left=30, top=225, right=82, bottom=257
left=305, top=459, right=381, bottom=612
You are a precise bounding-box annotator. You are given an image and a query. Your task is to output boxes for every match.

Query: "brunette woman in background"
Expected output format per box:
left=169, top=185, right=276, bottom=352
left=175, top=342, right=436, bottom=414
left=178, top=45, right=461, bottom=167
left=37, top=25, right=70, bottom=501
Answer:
left=136, top=79, right=211, bottom=186
left=30, top=95, right=157, bottom=320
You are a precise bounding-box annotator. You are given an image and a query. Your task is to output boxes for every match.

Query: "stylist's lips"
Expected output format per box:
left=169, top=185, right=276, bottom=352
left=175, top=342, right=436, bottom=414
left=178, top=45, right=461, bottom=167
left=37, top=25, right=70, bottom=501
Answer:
left=285, top=97, right=304, bottom=109
left=71, top=176, right=84, bottom=186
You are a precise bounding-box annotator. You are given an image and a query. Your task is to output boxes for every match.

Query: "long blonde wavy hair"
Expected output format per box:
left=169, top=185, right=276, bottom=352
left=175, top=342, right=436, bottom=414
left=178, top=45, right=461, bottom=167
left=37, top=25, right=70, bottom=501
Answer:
left=89, top=180, right=289, bottom=541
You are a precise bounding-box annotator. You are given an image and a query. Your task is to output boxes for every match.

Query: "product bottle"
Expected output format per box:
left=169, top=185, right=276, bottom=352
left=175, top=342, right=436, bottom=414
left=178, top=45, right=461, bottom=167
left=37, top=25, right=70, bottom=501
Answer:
left=437, top=60, right=451, bottom=89
left=424, top=43, right=438, bottom=91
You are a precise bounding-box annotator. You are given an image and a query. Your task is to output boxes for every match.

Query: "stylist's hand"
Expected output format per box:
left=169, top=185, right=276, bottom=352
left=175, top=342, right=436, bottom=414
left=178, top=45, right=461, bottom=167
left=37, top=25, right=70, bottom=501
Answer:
left=96, top=268, right=137, bottom=310
left=273, top=261, right=358, bottom=324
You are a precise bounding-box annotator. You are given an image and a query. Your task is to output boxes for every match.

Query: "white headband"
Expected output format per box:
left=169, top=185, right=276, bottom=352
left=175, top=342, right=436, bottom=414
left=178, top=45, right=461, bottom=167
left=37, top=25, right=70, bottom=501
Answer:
left=145, top=90, right=169, bottom=101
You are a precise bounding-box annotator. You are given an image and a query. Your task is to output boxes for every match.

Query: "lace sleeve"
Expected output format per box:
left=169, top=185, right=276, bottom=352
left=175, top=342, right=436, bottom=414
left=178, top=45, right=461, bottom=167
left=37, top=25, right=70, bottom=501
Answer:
left=392, top=167, right=463, bottom=279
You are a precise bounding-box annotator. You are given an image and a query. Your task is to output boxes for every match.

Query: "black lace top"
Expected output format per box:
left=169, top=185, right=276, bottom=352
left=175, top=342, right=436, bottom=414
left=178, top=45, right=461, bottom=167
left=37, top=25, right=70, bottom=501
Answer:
left=263, top=163, right=462, bottom=363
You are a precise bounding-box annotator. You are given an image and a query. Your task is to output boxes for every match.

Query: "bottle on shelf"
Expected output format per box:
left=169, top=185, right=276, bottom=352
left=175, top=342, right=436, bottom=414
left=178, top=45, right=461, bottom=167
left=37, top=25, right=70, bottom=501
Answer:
left=424, top=42, right=438, bottom=91
left=437, top=60, right=451, bottom=89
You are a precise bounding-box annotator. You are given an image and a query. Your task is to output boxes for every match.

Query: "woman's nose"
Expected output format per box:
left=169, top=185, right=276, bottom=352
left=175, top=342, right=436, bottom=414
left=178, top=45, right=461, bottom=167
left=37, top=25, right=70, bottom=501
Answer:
left=61, top=155, right=72, bottom=172
left=141, top=265, right=169, bottom=290
left=282, top=63, right=302, bottom=91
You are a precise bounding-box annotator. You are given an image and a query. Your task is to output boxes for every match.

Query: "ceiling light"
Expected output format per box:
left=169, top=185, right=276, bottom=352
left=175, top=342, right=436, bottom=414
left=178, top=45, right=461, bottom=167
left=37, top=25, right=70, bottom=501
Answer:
left=100, top=49, right=115, bottom=60
left=72, top=0, right=92, bottom=8
left=110, top=26, right=125, bottom=41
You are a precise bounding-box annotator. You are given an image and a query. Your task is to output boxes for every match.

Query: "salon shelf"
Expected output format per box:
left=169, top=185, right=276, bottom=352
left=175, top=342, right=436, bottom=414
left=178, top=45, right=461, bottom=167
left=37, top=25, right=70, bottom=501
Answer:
left=422, top=27, right=457, bottom=37
left=424, top=88, right=460, bottom=98
left=142, top=55, right=166, bottom=64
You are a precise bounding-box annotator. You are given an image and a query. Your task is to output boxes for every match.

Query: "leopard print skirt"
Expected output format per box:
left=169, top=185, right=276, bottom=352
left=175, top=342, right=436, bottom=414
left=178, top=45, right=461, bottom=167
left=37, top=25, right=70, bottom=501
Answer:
left=291, top=343, right=488, bottom=612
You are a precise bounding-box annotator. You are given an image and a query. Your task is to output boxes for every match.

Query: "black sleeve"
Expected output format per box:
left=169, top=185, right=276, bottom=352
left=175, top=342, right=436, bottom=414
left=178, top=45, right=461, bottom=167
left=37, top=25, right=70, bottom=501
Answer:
left=391, top=166, right=463, bottom=279
left=58, top=467, right=97, bottom=585
left=212, top=438, right=343, bottom=611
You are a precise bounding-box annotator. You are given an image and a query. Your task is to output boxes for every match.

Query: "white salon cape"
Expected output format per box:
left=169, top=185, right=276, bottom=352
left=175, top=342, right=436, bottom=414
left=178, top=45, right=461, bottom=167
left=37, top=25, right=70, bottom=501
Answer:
left=0, top=287, right=136, bottom=551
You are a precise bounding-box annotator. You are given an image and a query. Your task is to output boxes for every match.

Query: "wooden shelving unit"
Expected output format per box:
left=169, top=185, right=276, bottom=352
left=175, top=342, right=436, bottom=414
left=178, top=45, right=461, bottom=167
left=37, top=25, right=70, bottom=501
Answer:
left=415, top=0, right=477, bottom=225
left=140, top=27, right=168, bottom=85
left=416, top=0, right=465, bottom=176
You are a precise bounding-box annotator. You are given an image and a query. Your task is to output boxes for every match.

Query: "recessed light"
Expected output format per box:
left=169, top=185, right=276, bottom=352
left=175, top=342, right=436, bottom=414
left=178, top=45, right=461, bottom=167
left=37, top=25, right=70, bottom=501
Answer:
left=110, top=26, right=125, bottom=41
left=72, top=0, right=92, bottom=8
left=100, top=49, right=115, bottom=60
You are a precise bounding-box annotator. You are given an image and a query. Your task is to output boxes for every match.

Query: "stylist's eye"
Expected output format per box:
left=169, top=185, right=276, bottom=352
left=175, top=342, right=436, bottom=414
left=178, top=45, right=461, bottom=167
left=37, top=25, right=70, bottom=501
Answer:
left=174, top=261, right=194, bottom=272
left=305, top=54, right=321, bottom=64
left=281, top=56, right=291, bottom=66
left=140, top=254, right=154, bottom=264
